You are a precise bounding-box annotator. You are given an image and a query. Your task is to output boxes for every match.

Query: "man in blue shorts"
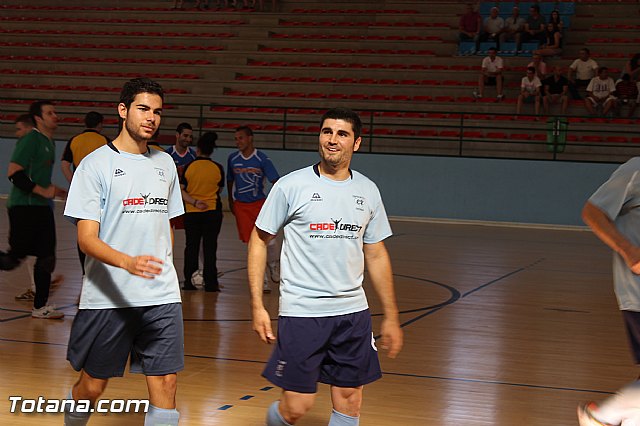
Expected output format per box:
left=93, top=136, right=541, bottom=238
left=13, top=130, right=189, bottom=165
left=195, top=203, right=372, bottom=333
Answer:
left=579, top=159, right=640, bottom=425
left=248, top=107, right=403, bottom=426
left=63, top=78, right=185, bottom=426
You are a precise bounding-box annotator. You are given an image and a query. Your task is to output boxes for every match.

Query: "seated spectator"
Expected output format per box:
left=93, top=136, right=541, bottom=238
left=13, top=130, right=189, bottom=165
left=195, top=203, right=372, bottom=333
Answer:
left=528, top=54, right=549, bottom=79
left=458, top=3, right=481, bottom=46
left=620, top=53, right=640, bottom=82
left=517, top=66, right=542, bottom=116
left=534, top=23, right=562, bottom=58
left=615, top=74, right=638, bottom=118
left=473, top=47, right=504, bottom=101
left=480, top=7, right=504, bottom=48
left=568, top=48, right=599, bottom=99
left=585, top=67, right=617, bottom=116
left=549, top=9, right=564, bottom=33
left=543, top=66, right=569, bottom=115
left=523, top=4, right=546, bottom=44
left=500, top=6, right=525, bottom=50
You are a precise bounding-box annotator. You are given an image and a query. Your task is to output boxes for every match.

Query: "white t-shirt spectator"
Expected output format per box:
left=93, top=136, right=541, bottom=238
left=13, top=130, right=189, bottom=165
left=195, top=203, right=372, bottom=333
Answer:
left=587, top=76, right=616, bottom=99
left=570, top=58, right=599, bottom=81
left=482, top=56, right=504, bottom=73
left=505, top=16, right=525, bottom=31
left=484, top=16, right=504, bottom=34
left=521, top=76, right=542, bottom=94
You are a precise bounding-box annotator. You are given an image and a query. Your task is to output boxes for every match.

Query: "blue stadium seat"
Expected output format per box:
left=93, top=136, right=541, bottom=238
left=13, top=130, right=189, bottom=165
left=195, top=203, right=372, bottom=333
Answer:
left=458, top=41, right=476, bottom=56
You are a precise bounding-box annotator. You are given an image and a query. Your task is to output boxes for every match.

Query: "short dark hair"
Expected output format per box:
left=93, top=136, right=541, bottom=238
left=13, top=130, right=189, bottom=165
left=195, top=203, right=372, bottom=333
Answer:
left=527, top=66, right=536, bottom=73
left=119, top=77, right=164, bottom=109
left=15, top=113, right=34, bottom=127
left=530, top=4, right=540, bottom=12
left=197, top=132, right=218, bottom=156
left=598, top=66, right=609, bottom=74
left=84, top=111, right=104, bottom=128
left=235, top=125, right=253, bottom=137
left=488, top=47, right=497, bottom=53
left=581, top=47, right=590, bottom=55
left=176, top=122, right=192, bottom=134
left=29, top=100, right=54, bottom=120
left=320, top=107, right=362, bottom=140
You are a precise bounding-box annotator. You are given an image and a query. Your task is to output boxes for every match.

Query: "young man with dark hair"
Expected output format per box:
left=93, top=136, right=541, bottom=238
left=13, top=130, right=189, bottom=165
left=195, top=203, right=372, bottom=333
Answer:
left=517, top=66, right=542, bottom=116
left=249, top=107, right=403, bottom=426
left=0, top=101, right=67, bottom=319
left=180, top=132, right=225, bottom=292
left=14, top=113, right=34, bottom=138
left=166, top=122, right=196, bottom=175
left=474, top=47, right=505, bottom=100
left=543, top=66, right=569, bottom=115
left=63, top=78, right=185, bottom=426
left=585, top=67, right=617, bottom=117
left=227, top=125, right=280, bottom=293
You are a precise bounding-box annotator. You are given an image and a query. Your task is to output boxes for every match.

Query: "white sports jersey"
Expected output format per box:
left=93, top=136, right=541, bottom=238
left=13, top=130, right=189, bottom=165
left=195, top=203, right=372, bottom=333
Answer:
left=255, top=164, right=392, bottom=317
left=64, top=143, right=184, bottom=309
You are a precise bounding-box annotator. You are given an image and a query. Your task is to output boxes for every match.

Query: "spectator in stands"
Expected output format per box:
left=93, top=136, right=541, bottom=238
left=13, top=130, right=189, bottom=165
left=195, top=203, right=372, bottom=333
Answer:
left=14, top=114, right=34, bottom=138
left=615, top=74, right=638, bottom=118
left=166, top=122, right=196, bottom=178
left=172, top=0, right=209, bottom=9
left=480, top=7, right=504, bottom=48
left=620, top=53, right=640, bottom=82
left=543, top=66, right=569, bottom=115
left=473, top=47, right=504, bottom=101
left=517, top=66, right=542, bottom=116
left=528, top=54, right=549, bottom=79
left=180, top=132, right=224, bottom=292
left=585, top=67, right=617, bottom=117
left=549, top=9, right=564, bottom=32
left=533, top=22, right=562, bottom=58
left=500, top=6, right=525, bottom=51
left=523, top=4, right=546, bottom=45
left=568, top=48, right=599, bottom=100
left=458, top=3, right=481, bottom=47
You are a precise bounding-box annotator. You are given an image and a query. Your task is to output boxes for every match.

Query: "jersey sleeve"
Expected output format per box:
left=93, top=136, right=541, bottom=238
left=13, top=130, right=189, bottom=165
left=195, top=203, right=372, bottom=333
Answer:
left=589, top=163, right=640, bottom=222
left=61, top=138, right=73, bottom=163
left=226, top=155, right=234, bottom=182
left=167, top=162, right=185, bottom=220
left=255, top=183, right=288, bottom=236
left=261, top=154, right=280, bottom=183
left=10, top=135, right=37, bottom=168
left=63, top=162, right=104, bottom=224
left=215, top=162, right=225, bottom=189
left=363, top=186, right=393, bottom=244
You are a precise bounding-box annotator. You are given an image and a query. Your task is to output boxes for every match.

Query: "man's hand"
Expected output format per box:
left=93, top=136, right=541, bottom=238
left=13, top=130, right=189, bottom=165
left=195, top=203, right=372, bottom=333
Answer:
left=378, top=317, right=403, bottom=359
left=124, top=255, right=164, bottom=279
left=194, top=199, right=208, bottom=210
left=622, top=246, right=640, bottom=275
left=252, top=307, right=275, bottom=344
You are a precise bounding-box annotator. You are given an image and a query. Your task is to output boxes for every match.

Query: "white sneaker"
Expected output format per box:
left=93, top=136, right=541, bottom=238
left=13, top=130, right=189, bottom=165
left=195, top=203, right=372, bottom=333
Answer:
left=268, top=261, right=280, bottom=283
left=578, top=402, right=613, bottom=426
left=32, top=305, right=64, bottom=319
left=15, top=288, right=35, bottom=301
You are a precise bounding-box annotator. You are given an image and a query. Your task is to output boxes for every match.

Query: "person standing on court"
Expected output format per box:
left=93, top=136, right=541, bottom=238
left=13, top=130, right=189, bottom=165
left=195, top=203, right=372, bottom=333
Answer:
left=62, top=78, right=185, bottom=426
left=227, top=125, right=280, bottom=293
left=166, top=122, right=196, bottom=234
left=60, top=111, right=109, bottom=276
left=180, top=132, right=225, bottom=292
left=579, top=160, right=640, bottom=425
left=248, top=107, right=403, bottom=426
left=0, top=101, right=67, bottom=319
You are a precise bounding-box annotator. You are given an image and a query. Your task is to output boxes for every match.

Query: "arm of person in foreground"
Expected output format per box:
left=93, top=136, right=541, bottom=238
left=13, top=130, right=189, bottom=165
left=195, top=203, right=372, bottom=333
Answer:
left=363, top=241, right=403, bottom=358
left=582, top=201, right=640, bottom=274
left=77, top=219, right=163, bottom=278
left=248, top=227, right=276, bottom=343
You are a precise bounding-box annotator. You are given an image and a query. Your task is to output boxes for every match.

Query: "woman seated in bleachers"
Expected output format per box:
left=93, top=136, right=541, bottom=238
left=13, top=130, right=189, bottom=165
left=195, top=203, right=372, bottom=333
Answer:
left=549, top=10, right=564, bottom=33
left=620, top=53, right=640, bottom=82
left=534, top=23, right=562, bottom=58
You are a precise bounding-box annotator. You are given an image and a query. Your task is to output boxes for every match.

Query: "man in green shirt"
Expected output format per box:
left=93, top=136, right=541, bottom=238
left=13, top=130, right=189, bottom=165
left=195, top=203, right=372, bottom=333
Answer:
left=0, top=101, right=67, bottom=319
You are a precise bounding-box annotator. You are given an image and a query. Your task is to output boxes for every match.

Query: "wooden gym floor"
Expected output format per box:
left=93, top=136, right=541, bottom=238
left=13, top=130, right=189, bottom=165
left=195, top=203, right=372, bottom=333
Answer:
left=0, top=199, right=633, bottom=425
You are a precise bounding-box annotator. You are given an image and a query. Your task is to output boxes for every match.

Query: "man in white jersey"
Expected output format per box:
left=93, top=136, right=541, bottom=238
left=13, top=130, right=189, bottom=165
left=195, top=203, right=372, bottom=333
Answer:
left=579, top=159, right=640, bottom=426
left=62, top=78, right=185, bottom=426
left=248, top=107, right=403, bottom=426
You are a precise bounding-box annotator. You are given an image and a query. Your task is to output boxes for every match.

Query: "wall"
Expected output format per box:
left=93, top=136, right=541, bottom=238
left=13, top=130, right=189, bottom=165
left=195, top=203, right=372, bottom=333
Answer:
left=0, top=137, right=619, bottom=226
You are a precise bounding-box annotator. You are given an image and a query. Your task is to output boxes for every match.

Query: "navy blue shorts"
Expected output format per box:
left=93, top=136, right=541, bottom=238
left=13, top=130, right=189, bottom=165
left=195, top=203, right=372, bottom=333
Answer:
left=262, top=309, right=382, bottom=393
left=67, top=303, right=184, bottom=379
left=622, top=310, right=640, bottom=364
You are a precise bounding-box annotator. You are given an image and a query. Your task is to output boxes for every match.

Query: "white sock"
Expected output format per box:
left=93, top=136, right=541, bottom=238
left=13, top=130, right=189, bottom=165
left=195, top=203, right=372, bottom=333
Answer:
left=266, top=401, right=292, bottom=426
left=329, top=409, right=359, bottom=426
left=595, top=381, right=640, bottom=425
left=63, top=390, right=91, bottom=426
left=144, top=404, right=180, bottom=426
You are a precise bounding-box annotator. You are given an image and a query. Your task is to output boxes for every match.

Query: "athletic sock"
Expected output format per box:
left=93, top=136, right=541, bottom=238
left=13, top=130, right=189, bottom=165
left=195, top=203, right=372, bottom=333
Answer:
left=144, top=404, right=180, bottom=426
left=63, top=390, right=91, bottom=426
left=594, top=380, right=640, bottom=425
left=329, top=409, right=360, bottom=426
left=266, top=401, right=292, bottom=426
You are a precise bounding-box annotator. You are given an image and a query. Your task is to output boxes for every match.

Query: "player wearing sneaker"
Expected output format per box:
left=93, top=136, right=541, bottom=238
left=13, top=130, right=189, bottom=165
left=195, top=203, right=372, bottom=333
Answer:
left=582, top=158, right=640, bottom=425
left=249, top=108, right=403, bottom=426
left=63, top=78, right=184, bottom=426
left=227, top=126, right=280, bottom=293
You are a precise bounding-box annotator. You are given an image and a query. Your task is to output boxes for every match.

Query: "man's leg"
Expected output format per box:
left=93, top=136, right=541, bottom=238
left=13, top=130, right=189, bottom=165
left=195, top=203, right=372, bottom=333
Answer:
left=534, top=95, right=541, bottom=116
left=182, top=213, right=201, bottom=290
left=329, top=386, right=363, bottom=426
left=202, top=210, right=223, bottom=291
left=603, top=98, right=615, bottom=116
left=267, top=391, right=316, bottom=425
left=64, top=370, right=109, bottom=426
left=585, top=98, right=596, bottom=115
left=517, top=94, right=524, bottom=114
left=145, top=374, right=179, bottom=426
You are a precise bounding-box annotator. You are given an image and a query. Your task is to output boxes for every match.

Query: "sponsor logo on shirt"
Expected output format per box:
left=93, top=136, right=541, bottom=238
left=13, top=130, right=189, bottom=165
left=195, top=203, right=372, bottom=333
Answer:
left=353, top=195, right=365, bottom=211
left=310, top=193, right=322, bottom=202
left=155, top=167, right=166, bottom=182
left=309, top=218, right=362, bottom=233
left=114, top=168, right=125, bottom=177
left=122, top=193, right=168, bottom=209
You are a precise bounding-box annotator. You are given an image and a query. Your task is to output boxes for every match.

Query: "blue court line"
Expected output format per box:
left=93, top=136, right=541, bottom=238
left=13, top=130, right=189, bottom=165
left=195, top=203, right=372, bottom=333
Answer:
left=217, top=404, right=233, bottom=410
left=383, top=371, right=615, bottom=395
left=239, top=395, right=254, bottom=400
left=260, top=386, right=274, bottom=391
